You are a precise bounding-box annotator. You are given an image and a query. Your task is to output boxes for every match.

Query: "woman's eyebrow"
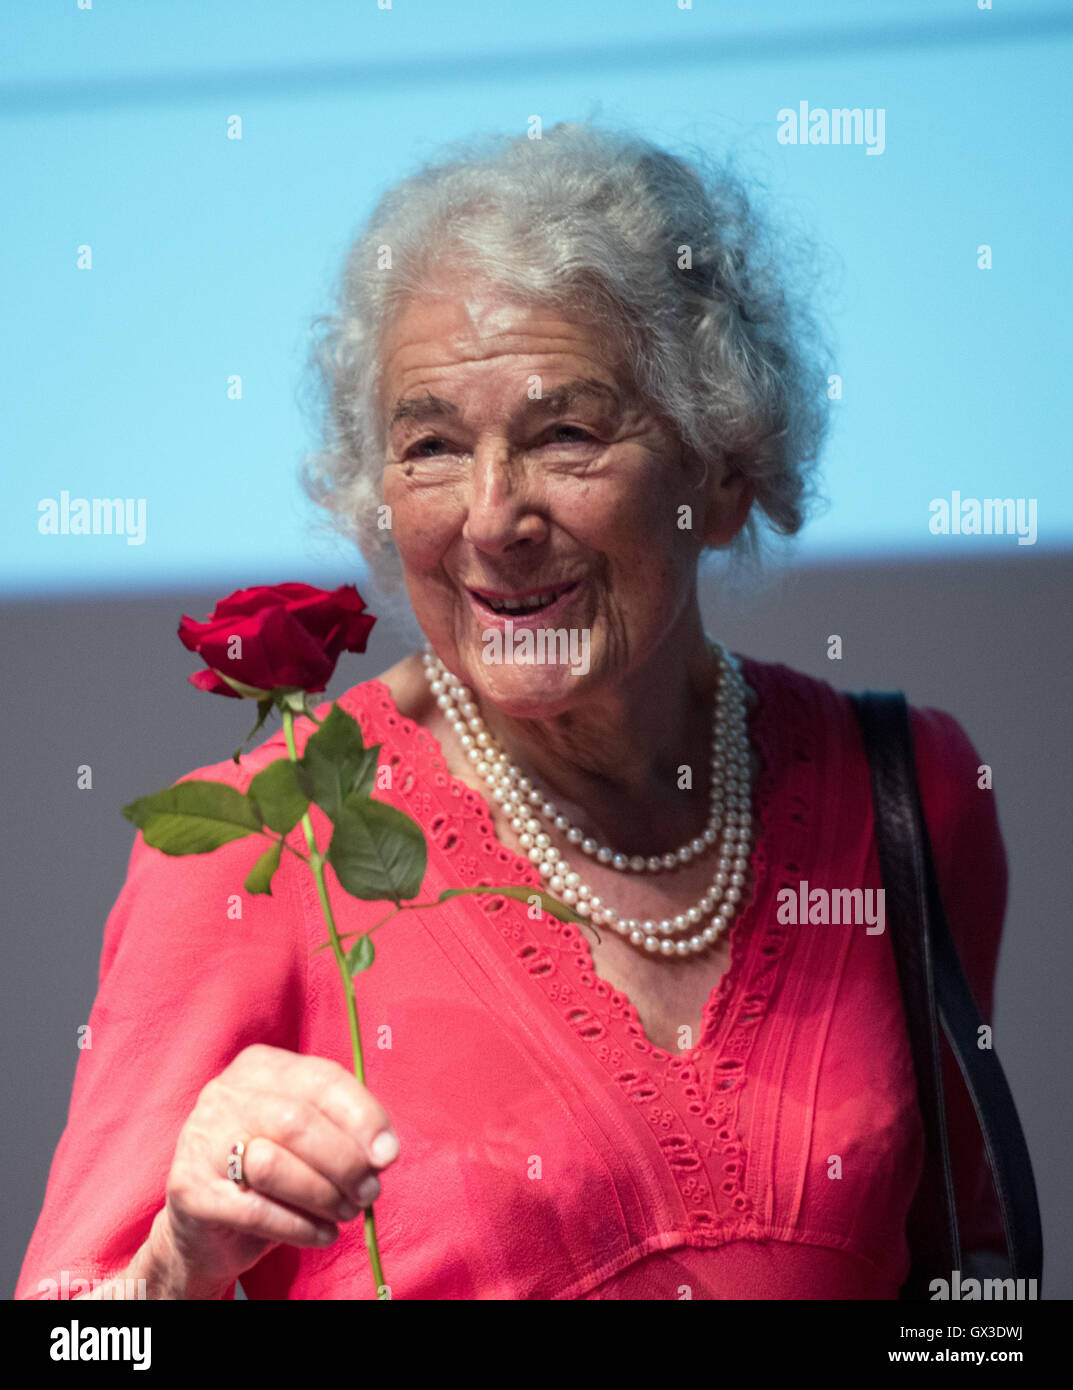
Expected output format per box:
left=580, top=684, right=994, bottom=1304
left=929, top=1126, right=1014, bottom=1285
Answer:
left=389, top=378, right=626, bottom=432
left=389, top=392, right=458, bottom=429
left=526, top=378, right=625, bottom=416
left=389, top=380, right=633, bottom=439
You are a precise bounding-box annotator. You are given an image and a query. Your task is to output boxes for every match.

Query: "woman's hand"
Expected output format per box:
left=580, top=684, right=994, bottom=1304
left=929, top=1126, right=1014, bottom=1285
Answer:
left=143, top=1044, right=400, bottom=1298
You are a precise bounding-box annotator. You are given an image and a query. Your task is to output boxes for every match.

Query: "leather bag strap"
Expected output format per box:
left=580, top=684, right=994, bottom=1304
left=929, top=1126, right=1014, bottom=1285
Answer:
left=850, top=690, right=1042, bottom=1293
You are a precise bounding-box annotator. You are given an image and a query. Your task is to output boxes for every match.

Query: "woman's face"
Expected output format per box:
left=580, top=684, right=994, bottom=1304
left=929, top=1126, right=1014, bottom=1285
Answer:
left=379, top=279, right=743, bottom=718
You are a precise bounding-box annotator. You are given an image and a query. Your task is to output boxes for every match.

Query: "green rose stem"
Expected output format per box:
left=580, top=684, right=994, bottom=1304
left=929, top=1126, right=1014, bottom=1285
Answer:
left=122, top=682, right=585, bottom=1299
left=281, top=705, right=388, bottom=1301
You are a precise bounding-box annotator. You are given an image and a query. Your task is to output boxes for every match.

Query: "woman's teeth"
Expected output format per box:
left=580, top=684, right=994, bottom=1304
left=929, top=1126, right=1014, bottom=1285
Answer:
left=484, top=589, right=561, bottom=614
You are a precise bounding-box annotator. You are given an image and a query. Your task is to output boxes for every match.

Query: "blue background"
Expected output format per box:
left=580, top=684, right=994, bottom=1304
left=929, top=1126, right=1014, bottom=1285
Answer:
left=3, top=0, right=1070, bottom=594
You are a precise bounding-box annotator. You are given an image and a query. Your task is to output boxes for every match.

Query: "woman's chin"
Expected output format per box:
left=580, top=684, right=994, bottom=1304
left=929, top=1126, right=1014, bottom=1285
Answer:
left=465, top=663, right=593, bottom=720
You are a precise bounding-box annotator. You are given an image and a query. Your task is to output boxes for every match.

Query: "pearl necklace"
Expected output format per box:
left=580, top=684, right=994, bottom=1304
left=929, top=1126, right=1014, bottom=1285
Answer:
left=422, top=642, right=754, bottom=959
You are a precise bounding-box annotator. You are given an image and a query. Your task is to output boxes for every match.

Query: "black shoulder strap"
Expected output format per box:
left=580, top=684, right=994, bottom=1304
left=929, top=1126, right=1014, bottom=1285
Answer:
left=850, top=690, right=1043, bottom=1294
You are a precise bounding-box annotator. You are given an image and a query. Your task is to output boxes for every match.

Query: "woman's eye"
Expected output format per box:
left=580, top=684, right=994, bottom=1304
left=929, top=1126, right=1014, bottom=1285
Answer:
left=545, top=425, right=594, bottom=444
left=409, top=437, right=451, bottom=458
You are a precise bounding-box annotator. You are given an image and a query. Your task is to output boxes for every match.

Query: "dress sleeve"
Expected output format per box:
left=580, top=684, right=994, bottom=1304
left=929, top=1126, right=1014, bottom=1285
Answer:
left=909, top=703, right=1009, bottom=1256
left=14, top=762, right=307, bottom=1301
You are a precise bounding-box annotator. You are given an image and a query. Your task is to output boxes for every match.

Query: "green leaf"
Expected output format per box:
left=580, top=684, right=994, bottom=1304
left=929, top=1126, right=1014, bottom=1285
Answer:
left=297, top=705, right=379, bottom=821
left=328, top=798, right=427, bottom=902
left=245, top=840, right=283, bottom=895
left=248, top=759, right=309, bottom=835
left=233, top=697, right=276, bottom=764
left=346, top=933, right=376, bottom=975
left=437, top=885, right=585, bottom=926
left=352, top=742, right=382, bottom=800
left=122, top=781, right=262, bottom=855
left=215, top=670, right=276, bottom=700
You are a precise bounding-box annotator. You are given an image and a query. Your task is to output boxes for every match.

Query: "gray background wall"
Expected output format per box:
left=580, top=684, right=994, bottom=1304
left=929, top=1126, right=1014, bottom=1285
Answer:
left=3, top=552, right=1069, bottom=1297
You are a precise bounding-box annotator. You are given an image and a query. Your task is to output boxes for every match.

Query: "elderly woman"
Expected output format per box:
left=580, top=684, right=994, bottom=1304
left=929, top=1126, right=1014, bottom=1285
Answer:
left=18, top=123, right=1007, bottom=1300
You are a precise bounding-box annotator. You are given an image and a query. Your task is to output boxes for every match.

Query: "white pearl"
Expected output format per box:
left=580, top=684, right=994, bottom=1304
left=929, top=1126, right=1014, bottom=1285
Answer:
left=422, top=642, right=753, bottom=967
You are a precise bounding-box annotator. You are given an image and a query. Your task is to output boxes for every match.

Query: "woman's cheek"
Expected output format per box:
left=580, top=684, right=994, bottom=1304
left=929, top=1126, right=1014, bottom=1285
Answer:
left=389, top=489, right=461, bottom=570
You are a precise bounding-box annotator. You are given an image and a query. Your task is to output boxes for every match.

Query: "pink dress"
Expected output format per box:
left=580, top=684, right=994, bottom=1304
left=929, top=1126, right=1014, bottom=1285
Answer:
left=16, top=656, right=1006, bottom=1299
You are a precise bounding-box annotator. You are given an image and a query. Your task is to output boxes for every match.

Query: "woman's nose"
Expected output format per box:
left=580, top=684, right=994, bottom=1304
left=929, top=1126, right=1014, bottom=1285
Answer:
left=461, top=444, right=548, bottom=555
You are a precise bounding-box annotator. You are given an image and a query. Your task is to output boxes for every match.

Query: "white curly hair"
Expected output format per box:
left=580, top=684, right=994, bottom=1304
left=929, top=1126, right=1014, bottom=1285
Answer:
left=302, top=120, right=834, bottom=593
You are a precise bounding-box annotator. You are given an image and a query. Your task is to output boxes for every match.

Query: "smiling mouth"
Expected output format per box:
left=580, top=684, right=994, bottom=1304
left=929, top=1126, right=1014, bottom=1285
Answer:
left=469, top=582, right=579, bottom=616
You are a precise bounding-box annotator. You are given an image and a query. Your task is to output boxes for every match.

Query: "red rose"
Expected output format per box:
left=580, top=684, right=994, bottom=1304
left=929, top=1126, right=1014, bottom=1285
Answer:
left=178, top=583, right=376, bottom=698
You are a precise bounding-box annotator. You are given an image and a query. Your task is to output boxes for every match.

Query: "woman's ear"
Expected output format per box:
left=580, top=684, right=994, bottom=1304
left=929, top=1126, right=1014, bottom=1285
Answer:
left=701, top=457, right=755, bottom=548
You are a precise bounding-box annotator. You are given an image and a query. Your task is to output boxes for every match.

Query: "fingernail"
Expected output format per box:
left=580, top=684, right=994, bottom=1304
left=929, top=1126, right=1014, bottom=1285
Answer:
left=370, top=1130, right=399, bottom=1166
left=316, top=1224, right=337, bottom=1244
left=356, top=1174, right=381, bottom=1207
left=339, top=1202, right=358, bottom=1221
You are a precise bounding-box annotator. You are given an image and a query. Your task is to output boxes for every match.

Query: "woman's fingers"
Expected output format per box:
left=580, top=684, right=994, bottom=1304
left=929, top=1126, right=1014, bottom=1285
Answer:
left=233, top=1088, right=385, bottom=1210
left=236, top=1047, right=400, bottom=1172
left=240, top=1135, right=380, bottom=1226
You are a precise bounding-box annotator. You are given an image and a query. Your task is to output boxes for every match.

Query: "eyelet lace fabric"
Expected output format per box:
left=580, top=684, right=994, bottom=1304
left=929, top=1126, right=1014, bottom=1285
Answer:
left=15, top=655, right=1009, bottom=1302
left=340, top=655, right=811, bottom=1244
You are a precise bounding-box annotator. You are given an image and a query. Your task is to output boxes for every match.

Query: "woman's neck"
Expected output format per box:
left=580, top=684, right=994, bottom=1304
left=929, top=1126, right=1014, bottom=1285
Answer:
left=473, top=617, right=723, bottom=853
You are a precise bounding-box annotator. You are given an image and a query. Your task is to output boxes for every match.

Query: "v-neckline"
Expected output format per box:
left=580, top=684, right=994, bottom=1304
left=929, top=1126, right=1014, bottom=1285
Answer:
left=352, top=658, right=769, bottom=1067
